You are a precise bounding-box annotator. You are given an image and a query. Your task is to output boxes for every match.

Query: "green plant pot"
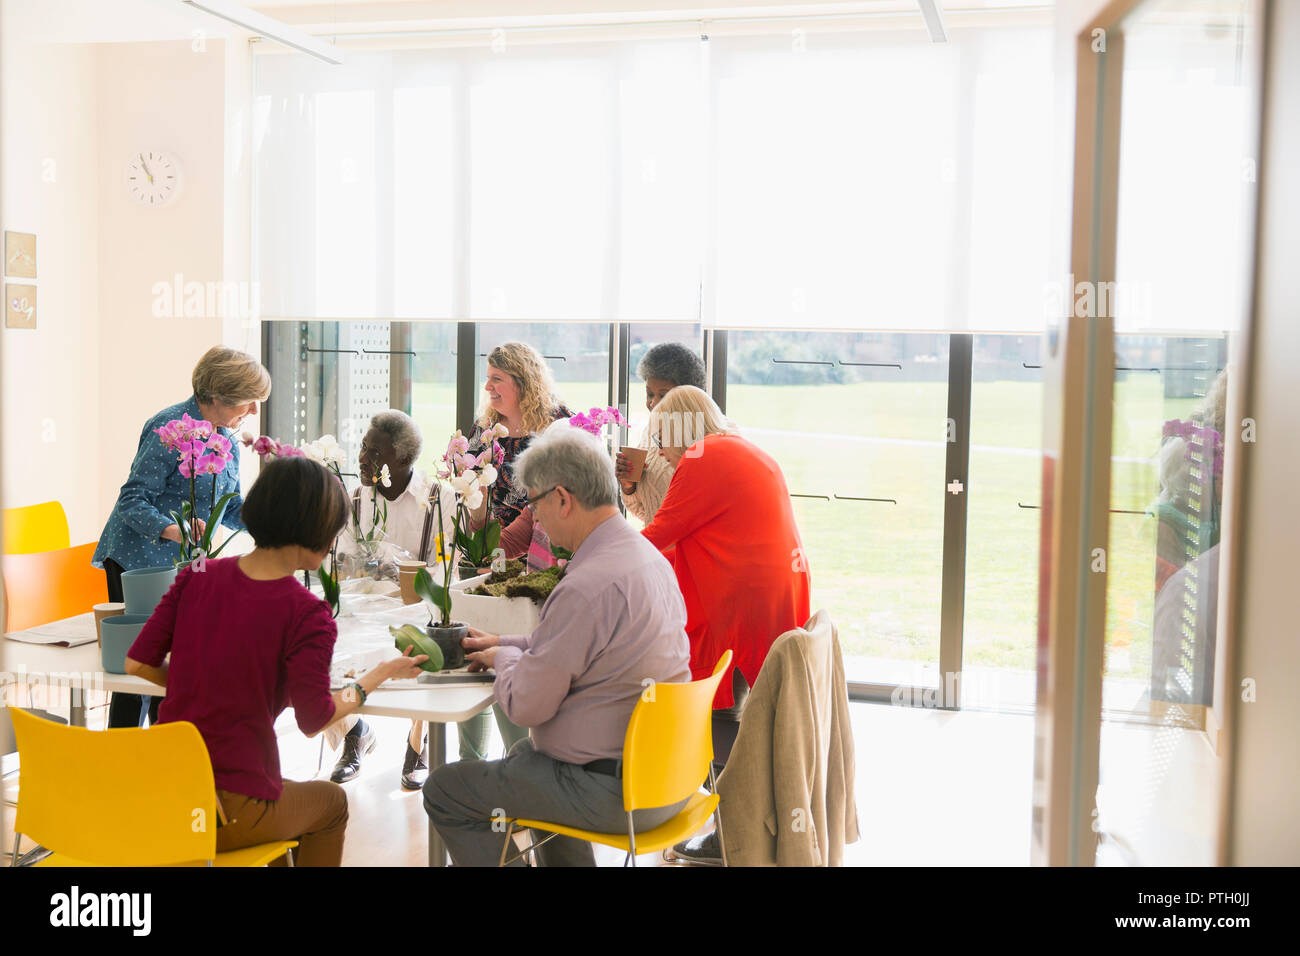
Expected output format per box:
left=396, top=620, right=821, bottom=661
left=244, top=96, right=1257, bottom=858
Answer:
left=426, top=623, right=468, bottom=670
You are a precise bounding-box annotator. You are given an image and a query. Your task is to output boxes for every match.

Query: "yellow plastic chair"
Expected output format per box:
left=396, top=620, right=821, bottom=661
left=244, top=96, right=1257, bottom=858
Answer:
left=2, top=541, right=107, bottom=633
left=499, top=650, right=733, bottom=867
left=2, top=501, right=70, bottom=555
left=7, top=708, right=296, bottom=867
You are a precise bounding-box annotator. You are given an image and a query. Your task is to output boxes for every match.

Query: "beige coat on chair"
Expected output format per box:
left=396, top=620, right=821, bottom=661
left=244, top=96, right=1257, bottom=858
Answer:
left=716, top=610, right=859, bottom=866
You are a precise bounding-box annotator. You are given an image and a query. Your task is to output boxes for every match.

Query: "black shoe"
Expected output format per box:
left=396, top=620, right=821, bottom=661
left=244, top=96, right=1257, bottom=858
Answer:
left=665, top=829, right=723, bottom=865
left=330, top=724, right=377, bottom=783
left=400, top=735, right=429, bottom=791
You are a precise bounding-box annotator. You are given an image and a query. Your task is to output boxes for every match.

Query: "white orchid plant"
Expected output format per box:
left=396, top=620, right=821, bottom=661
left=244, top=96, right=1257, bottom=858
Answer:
left=414, top=423, right=509, bottom=628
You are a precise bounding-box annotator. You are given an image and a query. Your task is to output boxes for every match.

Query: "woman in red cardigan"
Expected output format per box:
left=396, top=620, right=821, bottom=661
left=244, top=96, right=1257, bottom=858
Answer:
left=640, top=386, right=811, bottom=746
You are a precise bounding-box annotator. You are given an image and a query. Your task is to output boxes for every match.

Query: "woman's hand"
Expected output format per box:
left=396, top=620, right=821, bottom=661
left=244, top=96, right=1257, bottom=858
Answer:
left=161, top=519, right=207, bottom=544
left=376, top=645, right=428, bottom=683
left=615, top=452, right=638, bottom=495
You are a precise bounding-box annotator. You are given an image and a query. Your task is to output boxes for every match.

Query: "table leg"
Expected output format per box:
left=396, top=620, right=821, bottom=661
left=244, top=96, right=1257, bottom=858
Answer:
left=69, top=685, right=85, bottom=728
left=427, top=721, right=448, bottom=867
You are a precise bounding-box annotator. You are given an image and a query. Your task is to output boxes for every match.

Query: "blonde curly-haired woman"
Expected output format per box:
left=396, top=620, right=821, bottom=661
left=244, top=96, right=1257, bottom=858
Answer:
left=460, top=342, right=571, bottom=760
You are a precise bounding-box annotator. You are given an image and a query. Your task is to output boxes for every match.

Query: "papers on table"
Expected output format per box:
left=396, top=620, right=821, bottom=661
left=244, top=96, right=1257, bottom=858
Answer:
left=3, top=612, right=97, bottom=647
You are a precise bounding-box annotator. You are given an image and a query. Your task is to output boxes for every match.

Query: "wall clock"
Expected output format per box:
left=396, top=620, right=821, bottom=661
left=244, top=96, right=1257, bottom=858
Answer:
left=125, top=151, right=182, bottom=206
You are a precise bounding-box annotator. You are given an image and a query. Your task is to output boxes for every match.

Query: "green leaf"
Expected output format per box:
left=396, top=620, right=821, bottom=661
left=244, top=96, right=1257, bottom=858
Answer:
left=413, top=567, right=452, bottom=625
left=205, top=529, right=243, bottom=559
left=483, top=520, right=501, bottom=556
left=202, top=491, right=241, bottom=551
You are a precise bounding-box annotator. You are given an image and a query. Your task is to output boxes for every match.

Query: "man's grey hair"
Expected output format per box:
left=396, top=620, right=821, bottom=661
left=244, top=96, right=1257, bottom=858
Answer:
left=370, top=409, right=422, bottom=467
left=636, top=342, right=707, bottom=391
left=515, top=427, right=619, bottom=510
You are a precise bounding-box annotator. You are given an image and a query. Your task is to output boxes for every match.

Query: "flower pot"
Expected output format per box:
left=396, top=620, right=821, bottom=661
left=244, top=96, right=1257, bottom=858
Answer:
left=120, top=566, right=178, bottom=616
left=457, top=560, right=488, bottom=580
left=100, top=614, right=151, bottom=674
left=426, top=622, right=469, bottom=670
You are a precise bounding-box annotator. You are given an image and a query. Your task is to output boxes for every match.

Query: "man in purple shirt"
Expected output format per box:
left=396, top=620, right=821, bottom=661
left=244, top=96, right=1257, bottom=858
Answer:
left=423, top=426, right=692, bottom=866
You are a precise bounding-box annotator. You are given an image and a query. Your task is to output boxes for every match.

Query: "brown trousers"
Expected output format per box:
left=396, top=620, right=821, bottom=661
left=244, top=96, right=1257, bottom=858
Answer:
left=216, top=780, right=349, bottom=867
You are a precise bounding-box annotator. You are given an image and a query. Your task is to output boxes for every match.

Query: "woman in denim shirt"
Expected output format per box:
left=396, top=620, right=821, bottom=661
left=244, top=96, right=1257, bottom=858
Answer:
left=93, top=346, right=271, bottom=728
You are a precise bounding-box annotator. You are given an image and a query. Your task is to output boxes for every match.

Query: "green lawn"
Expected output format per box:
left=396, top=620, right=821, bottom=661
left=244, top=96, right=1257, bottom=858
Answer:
left=410, top=377, right=1190, bottom=681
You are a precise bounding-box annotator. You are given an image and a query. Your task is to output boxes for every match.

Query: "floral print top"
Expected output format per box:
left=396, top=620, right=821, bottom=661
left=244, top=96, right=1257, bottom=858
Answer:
left=466, top=405, right=572, bottom=528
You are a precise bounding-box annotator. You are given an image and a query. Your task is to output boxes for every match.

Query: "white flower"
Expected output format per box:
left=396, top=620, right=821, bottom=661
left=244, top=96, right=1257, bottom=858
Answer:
left=490, top=422, right=510, bottom=440
left=465, top=489, right=484, bottom=510
left=379, top=464, right=392, bottom=488
left=300, top=433, right=345, bottom=467
left=451, top=473, right=474, bottom=496
left=479, top=464, right=498, bottom=487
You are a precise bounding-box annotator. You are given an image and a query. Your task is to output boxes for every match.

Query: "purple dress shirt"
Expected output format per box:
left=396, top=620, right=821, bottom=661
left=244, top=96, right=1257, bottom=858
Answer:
left=494, top=513, right=691, bottom=764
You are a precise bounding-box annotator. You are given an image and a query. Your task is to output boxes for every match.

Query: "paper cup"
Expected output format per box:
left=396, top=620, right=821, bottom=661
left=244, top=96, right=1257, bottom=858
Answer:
left=93, top=603, right=126, bottom=647
left=620, top=446, right=647, bottom=482
left=397, top=560, right=426, bottom=606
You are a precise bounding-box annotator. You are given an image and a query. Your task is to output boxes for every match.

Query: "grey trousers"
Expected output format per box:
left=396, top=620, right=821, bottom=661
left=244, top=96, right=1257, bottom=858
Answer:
left=423, top=738, right=690, bottom=866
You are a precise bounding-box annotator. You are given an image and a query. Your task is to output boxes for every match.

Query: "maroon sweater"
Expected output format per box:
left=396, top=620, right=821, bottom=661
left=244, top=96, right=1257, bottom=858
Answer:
left=128, top=557, right=338, bottom=801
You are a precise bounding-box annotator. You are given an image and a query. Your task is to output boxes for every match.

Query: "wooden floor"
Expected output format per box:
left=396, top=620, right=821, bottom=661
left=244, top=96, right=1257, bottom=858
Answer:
left=1, top=691, right=1220, bottom=866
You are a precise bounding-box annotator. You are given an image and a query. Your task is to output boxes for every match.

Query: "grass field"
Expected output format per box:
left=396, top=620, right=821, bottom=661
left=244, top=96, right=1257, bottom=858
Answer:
left=410, top=377, right=1193, bottom=683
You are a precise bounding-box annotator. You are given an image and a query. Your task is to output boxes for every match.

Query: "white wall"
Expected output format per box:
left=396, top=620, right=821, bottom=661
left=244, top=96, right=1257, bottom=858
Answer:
left=0, top=33, right=102, bottom=544
left=1, top=27, right=250, bottom=545
left=95, top=39, right=229, bottom=525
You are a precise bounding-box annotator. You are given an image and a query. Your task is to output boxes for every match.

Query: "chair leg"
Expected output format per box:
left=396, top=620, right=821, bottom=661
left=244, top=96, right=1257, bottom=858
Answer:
left=9, top=834, right=18, bottom=867
left=498, top=821, right=516, bottom=867
left=316, top=735, right=325, bottom=776
left=285, top=847, right=295, bottom=867
left=709, top=764, right=729, bottom=867
left=626, top=813, right=638, bottom=867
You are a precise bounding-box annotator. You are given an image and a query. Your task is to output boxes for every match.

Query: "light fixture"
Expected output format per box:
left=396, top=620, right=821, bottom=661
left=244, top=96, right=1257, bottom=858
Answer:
left=181, top=0, right=343, bottom=64
left=917, top=0, right=947, bottom=43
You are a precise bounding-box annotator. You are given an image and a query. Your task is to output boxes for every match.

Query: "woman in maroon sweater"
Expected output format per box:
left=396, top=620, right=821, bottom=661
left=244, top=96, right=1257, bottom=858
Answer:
left=127, top=457, right=426, bottom=866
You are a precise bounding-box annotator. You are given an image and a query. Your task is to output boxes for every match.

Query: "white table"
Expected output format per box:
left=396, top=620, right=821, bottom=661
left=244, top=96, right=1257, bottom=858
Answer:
left=2, top=593, right=497, bottom=867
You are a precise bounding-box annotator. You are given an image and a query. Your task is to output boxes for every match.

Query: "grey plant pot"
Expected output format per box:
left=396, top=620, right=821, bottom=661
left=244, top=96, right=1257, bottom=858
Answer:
left=120, top=566, right=178, bottom=615
left=100, top=614, right=151, bottom=674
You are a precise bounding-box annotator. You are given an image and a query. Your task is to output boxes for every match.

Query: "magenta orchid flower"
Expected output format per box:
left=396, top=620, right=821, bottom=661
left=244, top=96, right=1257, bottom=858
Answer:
left=567, top=406, right=626, bottom=437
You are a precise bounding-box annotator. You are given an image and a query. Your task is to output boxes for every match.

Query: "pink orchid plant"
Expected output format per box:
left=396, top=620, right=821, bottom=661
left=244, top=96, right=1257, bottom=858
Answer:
left=155, top=414, right=242, bottom=568
left=415, top=423, right=509, bottom=627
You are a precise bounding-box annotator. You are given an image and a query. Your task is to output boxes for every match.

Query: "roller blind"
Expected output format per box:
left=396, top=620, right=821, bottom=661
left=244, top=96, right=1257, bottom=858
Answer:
left=254, top=19, right=1057, bottom=331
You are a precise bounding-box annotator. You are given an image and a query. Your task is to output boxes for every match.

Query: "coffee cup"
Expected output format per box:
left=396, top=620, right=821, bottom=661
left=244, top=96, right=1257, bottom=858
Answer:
left=93, top=603, right=126, bottom=646
left=619, top=446, right=647, bottom=482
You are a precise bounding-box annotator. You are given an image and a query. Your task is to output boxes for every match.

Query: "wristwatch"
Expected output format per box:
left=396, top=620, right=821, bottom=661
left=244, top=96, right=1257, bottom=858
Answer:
left=345, top=681, right=368, bottom=705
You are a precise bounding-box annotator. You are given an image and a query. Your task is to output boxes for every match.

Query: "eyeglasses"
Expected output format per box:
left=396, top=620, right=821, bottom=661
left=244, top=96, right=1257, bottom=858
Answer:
left=525, top=487, right=558, bottom=512
left=650, top=433, right=663, bottom=449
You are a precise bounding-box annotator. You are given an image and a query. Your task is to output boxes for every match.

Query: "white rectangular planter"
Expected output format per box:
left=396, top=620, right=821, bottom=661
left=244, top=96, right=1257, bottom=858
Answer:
left=449, top=573, right=543, bottom=636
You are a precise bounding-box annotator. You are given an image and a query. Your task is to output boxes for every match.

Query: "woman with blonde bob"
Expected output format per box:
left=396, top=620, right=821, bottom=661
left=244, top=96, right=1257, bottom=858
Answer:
left=94, top=345, right=273, bottom=729
left=641, top=385, right=810, bottom=763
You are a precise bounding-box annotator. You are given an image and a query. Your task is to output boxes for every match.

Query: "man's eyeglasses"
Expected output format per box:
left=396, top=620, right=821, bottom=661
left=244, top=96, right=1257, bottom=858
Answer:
left=525, top=487, right=558, bottom=512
